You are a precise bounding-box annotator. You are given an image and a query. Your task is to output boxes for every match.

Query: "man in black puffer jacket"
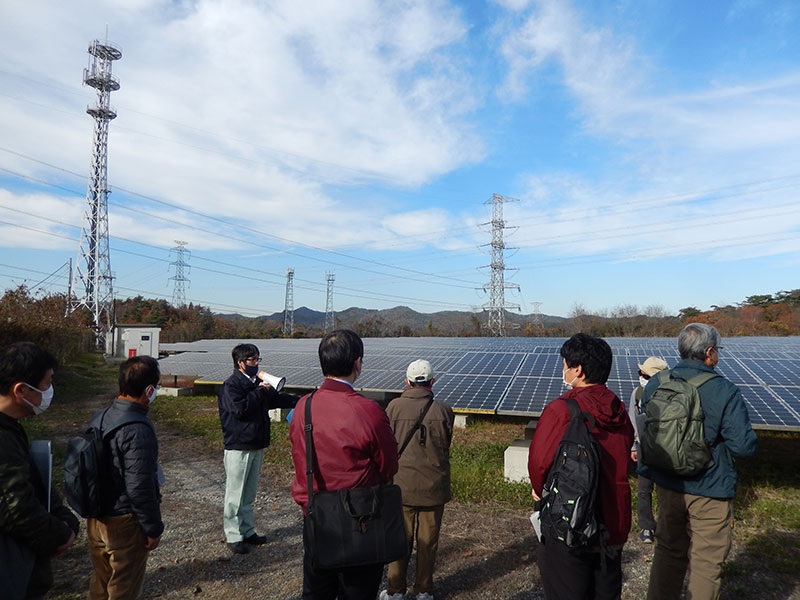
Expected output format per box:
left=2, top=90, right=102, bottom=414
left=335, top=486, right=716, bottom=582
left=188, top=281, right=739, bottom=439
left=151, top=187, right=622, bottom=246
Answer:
left=0, top=342, right=79, bottom=600
left=87, top=356, right=164, bottom=600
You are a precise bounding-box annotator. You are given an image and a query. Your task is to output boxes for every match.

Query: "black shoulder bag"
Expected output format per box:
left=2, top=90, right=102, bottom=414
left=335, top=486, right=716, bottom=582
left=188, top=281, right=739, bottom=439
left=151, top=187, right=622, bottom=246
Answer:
left=303, top=392, right=409, bottom=569
left=397, top=396, right=435, bottom=457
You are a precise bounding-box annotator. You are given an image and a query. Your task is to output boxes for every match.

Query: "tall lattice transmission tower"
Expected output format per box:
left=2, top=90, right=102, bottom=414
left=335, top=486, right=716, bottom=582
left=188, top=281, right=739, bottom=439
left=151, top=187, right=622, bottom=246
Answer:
left=169, top=241, right=190, bottom=307
left=531, top=301, right=544, bottom=329
left=324, top=272, right=335, bottom=333
left=68, top=39, right=122, bottom=349
left=282, top=267, right=295, bottom=336
left=480, top=193, right=520, bottom=337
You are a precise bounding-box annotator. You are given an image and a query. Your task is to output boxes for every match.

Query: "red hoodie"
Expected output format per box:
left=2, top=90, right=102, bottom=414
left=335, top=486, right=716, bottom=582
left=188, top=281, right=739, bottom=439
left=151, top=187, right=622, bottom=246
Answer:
left=528, top=384, right=634, bottom=546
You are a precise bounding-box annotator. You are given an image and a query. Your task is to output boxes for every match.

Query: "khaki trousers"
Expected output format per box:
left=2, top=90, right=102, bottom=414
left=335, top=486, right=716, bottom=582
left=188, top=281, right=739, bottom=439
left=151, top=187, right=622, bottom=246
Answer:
left=387, top=505, right=444, bottom=596
left=647, top=486, right=733, bottom=600
left=87, top=514, right=149, bottom=600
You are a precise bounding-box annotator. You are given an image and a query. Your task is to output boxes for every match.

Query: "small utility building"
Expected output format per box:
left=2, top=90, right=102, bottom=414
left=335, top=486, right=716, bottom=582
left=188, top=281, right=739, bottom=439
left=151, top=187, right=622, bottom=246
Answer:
left=110, top=324, right=161, bottom=359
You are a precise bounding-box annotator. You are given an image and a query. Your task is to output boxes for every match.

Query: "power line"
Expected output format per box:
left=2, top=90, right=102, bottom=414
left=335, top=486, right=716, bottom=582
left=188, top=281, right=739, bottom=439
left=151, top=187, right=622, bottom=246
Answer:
left=0, top=204, right=480, bottom=311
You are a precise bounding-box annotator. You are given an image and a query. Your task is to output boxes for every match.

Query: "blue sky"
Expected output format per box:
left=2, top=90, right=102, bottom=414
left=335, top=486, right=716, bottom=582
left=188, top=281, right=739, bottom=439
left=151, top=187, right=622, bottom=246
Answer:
left=1, top=0, right=798, bottom=319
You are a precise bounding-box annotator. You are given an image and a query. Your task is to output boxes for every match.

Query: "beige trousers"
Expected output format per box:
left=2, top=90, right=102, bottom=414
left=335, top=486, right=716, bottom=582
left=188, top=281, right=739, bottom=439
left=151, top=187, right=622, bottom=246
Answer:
left=647, top=486, right=733, bottom=600
left=87, top=514, right=149, bottom=600
left=387, top=505, right=445, bottom=596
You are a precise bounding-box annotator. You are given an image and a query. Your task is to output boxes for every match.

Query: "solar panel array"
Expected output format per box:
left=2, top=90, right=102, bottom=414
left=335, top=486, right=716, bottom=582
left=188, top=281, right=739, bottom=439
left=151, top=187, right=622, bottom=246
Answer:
left=158, top=336, right=800, bottom=431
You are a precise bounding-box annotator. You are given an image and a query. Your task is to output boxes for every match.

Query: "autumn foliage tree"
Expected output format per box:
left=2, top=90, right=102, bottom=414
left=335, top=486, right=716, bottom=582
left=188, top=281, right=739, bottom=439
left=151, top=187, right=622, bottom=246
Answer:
left=0, top=286, right=92, bottom=363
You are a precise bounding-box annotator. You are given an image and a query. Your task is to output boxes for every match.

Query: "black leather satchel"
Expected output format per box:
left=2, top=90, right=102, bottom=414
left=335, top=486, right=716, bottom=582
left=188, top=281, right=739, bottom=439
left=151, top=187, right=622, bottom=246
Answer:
left=303, top=392, right=409, bottom=569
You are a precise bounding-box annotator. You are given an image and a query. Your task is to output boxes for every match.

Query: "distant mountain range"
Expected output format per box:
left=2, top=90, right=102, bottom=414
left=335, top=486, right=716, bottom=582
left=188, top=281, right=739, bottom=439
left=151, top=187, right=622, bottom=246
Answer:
left=219, top=305, right=566, bottom=333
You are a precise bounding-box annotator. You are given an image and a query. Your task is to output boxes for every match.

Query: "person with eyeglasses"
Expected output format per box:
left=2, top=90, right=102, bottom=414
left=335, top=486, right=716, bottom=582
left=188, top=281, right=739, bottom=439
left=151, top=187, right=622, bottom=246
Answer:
left=218, top=343, right=298, bottom=554
left=640, top=323, right=757, bottom=600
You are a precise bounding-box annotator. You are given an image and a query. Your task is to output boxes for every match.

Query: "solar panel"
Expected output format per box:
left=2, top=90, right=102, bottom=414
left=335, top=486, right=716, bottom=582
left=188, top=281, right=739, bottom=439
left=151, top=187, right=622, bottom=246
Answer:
left=157, top=336, right=800, bottom=430
left=499, top=376, right=563, bottom=415
left=434, top=374, right=511, bottom=413
left=516, top=353, right=562, bottom=377
left=448, top=352, right=525, bottom=376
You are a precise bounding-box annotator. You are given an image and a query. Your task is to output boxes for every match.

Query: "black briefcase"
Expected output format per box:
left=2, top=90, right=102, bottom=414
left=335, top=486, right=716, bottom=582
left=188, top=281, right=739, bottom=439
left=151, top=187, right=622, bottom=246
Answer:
left=306, top=483, right=408, bottom=569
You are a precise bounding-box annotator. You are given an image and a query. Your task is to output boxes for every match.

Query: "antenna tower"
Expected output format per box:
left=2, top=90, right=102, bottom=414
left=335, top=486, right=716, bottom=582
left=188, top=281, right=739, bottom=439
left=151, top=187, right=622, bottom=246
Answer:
left=324, top=272, right=335, bottom=333
left=169, top=241, right=190, bottom=307
left=531, top=301, right=544, bottom=329
left=68, top=39, right=122, bottom=349
left=282, top=267, right=295, bottom=336
left=480, top=193, right=520, bottom=337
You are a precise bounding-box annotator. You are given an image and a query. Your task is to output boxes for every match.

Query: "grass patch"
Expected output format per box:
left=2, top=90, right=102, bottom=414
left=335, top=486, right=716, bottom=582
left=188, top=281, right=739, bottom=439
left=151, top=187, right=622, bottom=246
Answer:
left=450, top=416, right=532, bottom=507
left=149, top=394, right=294, bottom=467
left=149, top=394, right=223, bottom=445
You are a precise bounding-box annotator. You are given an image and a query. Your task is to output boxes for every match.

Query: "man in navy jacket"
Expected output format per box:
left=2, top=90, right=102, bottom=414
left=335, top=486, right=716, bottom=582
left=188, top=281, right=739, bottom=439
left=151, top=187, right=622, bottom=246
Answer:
left=218, top=343, right=297, bottom=554
left=640, top=323, right=757, bottom=600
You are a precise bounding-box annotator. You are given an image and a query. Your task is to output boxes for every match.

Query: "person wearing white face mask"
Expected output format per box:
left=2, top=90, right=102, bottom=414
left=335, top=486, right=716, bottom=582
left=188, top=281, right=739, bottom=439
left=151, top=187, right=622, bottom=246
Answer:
left=628, top=357, right=668, bottom=545
left=84, top=355, right=164, bottom=600
left=0, top=341, right=79, bottom=600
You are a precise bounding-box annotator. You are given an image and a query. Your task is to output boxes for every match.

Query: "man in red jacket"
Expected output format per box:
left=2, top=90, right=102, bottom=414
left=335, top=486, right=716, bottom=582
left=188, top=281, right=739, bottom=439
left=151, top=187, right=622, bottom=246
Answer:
left=528, top=333, right=634, bottom=600
left=289, top=329, right=398, bottom=600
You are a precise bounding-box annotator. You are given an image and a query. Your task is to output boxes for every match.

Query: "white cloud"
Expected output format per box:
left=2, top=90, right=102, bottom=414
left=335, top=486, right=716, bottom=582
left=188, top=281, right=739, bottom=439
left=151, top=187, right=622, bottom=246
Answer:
left=0, top=0, right=483, bottom=252
left=497, top=0, right=800, bottom=268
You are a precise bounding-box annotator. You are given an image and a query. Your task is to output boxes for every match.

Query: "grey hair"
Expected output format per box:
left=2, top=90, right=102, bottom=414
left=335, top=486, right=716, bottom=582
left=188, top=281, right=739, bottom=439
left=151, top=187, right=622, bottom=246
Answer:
left=678, top=323, right=721, bottom=361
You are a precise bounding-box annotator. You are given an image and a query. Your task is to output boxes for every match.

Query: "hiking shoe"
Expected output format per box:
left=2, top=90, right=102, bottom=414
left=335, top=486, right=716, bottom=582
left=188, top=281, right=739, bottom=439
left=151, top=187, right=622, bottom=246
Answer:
left=640, top=529, right=654, bottom=544
left=243, top=533, right=267, bottom=545
left=379, top=591, right=405, bottom=600
left=227, top=541, right=250, bottom=554
left=416, top=594, right=434, bottom=600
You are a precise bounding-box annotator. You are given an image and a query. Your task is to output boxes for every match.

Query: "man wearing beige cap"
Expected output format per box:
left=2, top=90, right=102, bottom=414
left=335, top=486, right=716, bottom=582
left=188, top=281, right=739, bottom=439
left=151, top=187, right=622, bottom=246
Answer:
left=380, top=360, right=454, bottom=600
left=628, top=356, right=668, bottom=543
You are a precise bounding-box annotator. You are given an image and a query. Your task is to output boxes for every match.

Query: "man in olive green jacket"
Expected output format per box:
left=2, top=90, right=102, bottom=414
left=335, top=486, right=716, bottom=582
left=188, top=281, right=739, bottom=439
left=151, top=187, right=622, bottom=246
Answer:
left=381, top=360, right=455, bottom=600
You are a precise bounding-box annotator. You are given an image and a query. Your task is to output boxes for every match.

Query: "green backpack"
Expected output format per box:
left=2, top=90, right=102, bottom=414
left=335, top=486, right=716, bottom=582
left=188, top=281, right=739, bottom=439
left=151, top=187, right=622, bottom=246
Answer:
left=640, top=370, right=719, bottom=477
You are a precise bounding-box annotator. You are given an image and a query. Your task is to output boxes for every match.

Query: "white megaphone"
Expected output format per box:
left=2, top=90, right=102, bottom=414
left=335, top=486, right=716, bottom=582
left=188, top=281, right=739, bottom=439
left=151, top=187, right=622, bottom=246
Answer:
left=258, top=371, right=285, bottom=392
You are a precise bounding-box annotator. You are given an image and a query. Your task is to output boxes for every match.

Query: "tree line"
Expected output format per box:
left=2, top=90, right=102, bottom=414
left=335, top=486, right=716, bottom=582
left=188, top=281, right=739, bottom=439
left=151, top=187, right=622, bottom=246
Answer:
left=0, top=286, right=797, bottom=352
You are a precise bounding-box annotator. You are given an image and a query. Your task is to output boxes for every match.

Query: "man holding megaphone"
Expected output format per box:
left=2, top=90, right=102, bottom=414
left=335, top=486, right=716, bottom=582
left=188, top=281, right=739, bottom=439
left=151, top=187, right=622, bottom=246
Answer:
left=218, top=343, right=298, bottom=554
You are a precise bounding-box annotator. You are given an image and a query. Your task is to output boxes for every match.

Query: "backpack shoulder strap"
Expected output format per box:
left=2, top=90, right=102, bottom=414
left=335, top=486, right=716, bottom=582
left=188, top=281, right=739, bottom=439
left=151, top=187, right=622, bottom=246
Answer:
left=563, top=396, right=596, bottom=431
left=686, top=372, right=720, bottom=389
left=99, top=409, right=153, bottom=440
left=657, top=369, right=672, bottom=384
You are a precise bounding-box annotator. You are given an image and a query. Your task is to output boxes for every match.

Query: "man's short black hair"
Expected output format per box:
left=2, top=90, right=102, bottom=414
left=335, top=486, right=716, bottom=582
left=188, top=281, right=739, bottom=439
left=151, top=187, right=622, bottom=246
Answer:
left=560, top=333, right=612, bottom=385
left=231, top=343, right=260, bottom=369
left=119, top=356, right=160, bottom=398
left=0, top=342, right=58, bottom=395
left=318, top=329, right=363, bottom=377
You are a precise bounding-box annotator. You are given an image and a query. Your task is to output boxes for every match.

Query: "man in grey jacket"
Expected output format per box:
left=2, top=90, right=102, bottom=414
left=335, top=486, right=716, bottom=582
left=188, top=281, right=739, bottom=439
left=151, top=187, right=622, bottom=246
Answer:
left=640, top=323, right=757, bottom=600
left=380, top=360, right=455, bottom=600
left=87, top=356, right=164, bottom=600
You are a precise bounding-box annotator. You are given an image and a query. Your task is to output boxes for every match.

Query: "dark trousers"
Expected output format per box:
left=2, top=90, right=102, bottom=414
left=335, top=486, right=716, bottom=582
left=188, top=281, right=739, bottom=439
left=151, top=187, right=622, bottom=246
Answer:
left=538, top=538, right=622, bottom=600
left=637, top=474, right=656, bottom=531
left=302, top=522, right=383, bottom=600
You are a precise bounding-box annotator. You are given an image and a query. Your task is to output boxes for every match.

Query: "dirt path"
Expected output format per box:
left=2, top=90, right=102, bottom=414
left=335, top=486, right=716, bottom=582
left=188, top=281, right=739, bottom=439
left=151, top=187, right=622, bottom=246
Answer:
left=48, top=389, right=655, bottom=600
left=46, top=388, right=798, bottom=599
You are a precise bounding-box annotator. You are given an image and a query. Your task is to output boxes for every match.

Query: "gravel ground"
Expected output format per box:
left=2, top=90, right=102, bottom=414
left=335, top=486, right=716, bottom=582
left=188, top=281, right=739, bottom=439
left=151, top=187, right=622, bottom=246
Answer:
left=48, top=391, right=799, bottom=599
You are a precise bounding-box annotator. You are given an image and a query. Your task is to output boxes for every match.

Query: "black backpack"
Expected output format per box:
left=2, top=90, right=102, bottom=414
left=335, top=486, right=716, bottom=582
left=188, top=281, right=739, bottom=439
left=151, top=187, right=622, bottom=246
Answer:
left=63, top=408, right=152, bottom=518
left=539, top=397, right=602, bottom=549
